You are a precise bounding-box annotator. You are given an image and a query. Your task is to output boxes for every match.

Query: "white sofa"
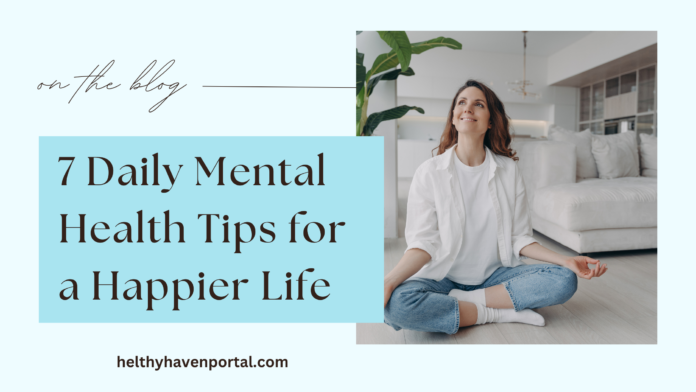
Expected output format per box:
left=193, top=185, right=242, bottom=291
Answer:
left=514, top=139, right=657, bottom=254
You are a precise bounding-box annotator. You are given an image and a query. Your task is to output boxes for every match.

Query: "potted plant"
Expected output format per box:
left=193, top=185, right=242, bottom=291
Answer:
left=356, top=31, right=462, bottom=136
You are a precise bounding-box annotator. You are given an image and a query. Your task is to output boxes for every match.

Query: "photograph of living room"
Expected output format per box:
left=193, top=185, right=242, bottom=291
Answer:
left=357, top=31, right=657, bottom=344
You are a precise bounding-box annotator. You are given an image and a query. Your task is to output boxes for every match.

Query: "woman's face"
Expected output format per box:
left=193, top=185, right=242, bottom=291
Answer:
left=452, top=87, right=491, bottom=137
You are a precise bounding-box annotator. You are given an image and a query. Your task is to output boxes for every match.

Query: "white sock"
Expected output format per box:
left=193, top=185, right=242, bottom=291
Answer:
left=474, top=303, right=545, bottom=327
left=449, top=288, right=486, bottom=305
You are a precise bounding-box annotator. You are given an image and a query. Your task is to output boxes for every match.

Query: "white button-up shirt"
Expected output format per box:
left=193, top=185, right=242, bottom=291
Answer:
left=405, top=144, right=537, bottom=281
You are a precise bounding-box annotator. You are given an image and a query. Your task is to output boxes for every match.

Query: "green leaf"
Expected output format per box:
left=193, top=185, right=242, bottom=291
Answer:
left=356, top=50, right=365, bottom=72
left=363, top=105, right=425, bottom=136
left=356, top=71, right=366, bottom=96
left=410, top=37, right=462, bottom=54
left=356, top=50, right=366, bottom=95
left=392, top=67, right=415, bottom=77
left=367, top=67, right=414, bottom=97
left=366, top=51, right=399, bottom=80
left=356, top=31, right=363, bottom=36
left=378, top=31, right=411, bottom=72
left=367, top=36, right=462, bottom=79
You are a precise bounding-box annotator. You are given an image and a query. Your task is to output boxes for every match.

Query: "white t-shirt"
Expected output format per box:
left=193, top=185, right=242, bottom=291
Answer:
left=445, top=151, right=503, bottom=285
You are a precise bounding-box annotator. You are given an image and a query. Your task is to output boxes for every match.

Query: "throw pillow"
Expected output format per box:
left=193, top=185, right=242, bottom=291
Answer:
left=547, top=125, right=598, bottom=179
left=639, top=133, right=657, bottom=178
left=591, top=131, right=640, bottom=179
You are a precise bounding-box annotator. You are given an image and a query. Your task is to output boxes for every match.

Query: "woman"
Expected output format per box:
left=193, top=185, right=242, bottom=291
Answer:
left=383, top=80, right=607, bottom=335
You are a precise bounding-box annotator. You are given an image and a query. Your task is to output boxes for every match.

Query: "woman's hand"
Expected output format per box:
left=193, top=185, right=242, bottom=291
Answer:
left=520, top=243, right=608, bottom=280
left=563, top=256, right=608, bottom=280
left=384, top=281, right=395, bottom=308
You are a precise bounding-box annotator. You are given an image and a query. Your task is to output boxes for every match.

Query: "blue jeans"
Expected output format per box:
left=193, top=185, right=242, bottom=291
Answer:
left=384, top=264, right=577, bottom=335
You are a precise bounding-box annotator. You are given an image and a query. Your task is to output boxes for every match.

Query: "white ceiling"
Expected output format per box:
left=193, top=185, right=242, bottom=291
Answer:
left=405, top=31, right=593, bottom=57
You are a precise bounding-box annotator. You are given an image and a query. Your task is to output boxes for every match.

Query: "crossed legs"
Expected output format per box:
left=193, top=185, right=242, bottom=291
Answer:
left=384, top=264, right=578, bottom=334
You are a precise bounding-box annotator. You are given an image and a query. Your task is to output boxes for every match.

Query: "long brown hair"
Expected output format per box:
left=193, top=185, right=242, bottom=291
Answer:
left=434, top=80, right=517, bottom=161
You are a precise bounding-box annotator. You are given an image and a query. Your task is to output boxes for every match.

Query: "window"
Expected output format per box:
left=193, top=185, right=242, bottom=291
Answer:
left=592, top=82, right=604, bottom=120
left=579, top=86, right=591, bottom=122
left=606, top=77, right=619, bottom=98
left=620, top=72, right=637, bottom=94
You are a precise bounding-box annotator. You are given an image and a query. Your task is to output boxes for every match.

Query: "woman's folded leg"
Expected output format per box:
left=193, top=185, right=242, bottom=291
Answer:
left=384, top=278, right=461, bottom=334
left=481, top=264, right=578, bottom=311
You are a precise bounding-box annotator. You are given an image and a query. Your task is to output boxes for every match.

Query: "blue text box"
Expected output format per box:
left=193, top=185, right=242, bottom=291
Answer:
left=39, top=137, right=383, bottom=322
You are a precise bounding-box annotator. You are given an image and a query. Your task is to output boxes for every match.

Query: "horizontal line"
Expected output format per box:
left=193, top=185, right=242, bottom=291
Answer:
left=202, top=86, right=355, bottom=88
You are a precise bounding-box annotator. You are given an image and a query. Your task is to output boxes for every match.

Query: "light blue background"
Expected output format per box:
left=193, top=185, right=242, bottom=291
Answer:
left=1, top=0, right=692, bottom=391
left=39, top=137, right=383, bottom=322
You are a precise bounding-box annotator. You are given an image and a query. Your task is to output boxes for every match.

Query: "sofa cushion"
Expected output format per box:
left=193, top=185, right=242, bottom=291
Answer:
left=642, top=168, right=657, bottom=177
left=548, top=126, right=598, bottom=179
left=533, top=177, right=657, bottom=231
left=591, top=131, right=640, bottom=179
left=639, top=133, right=657, bottom=177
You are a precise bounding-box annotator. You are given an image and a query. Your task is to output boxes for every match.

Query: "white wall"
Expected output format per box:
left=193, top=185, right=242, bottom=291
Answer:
left=547, top=31, right=658, bottom=85
left=357, top=32, right=398, bottom=238
left=396, top=47, right=577, bottom=130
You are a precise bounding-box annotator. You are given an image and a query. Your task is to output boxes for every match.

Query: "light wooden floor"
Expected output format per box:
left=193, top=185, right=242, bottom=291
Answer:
left=356, top=178, right=657, bottom=344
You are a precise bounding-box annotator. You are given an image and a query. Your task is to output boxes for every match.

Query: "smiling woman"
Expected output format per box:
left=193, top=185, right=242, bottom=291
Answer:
left=435, top=80, right=516, bottom=160
left=383, top=79, right=608, bottom=334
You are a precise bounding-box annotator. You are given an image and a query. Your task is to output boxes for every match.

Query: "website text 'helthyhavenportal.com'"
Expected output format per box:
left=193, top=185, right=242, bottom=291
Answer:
left=117, top=356, right=288, bottom=371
